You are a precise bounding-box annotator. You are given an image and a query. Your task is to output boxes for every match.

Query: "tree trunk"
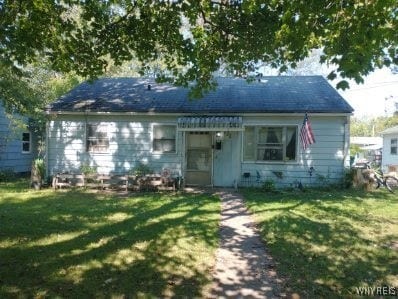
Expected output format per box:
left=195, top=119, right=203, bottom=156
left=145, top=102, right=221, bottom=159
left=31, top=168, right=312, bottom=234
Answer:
left=31, top=163, right=42, bottom=190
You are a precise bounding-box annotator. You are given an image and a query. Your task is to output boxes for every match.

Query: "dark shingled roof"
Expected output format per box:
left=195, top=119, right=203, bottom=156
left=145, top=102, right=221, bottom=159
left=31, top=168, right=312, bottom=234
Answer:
left=47, top=76, right=353, bottom=114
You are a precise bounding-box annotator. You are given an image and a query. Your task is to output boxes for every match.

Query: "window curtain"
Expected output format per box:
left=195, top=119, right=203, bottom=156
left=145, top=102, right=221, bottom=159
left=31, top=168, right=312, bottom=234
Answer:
left=263, top=128, right=282, bottom=144
left=286, top=127, right=295, bottom=145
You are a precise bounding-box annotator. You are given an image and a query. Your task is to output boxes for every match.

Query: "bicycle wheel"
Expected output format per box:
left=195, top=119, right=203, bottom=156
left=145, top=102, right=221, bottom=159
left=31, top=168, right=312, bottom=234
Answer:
left=384, top=176, right=398, bottom=193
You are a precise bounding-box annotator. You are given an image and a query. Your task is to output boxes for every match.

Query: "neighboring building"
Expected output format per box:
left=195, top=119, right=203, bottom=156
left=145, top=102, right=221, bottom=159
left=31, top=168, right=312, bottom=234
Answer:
left=46, top=76, right=353, bottom=187
left=350, top=136, right=383, bottom=166
left=0, top=103, right=37, bottom=173
left=381, top=126, right=398, bottom=173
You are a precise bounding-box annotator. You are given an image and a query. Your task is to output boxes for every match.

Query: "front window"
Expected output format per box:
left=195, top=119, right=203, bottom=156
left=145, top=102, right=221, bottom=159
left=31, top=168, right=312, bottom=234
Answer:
left=86, top=123, right=109, bottom=153
left=391, top=138, right=397, bottom=155
left=244, top=126, right=297, bottom=162
left=153, top=125, right=176, bottom=153
left=22, top=132, right=31, bottom=153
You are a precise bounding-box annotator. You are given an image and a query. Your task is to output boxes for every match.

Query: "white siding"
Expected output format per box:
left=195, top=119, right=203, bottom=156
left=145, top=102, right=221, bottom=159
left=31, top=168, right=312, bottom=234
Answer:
left=240, top=115, right=349, bottom=187
left=0, top=104, right=37, bottom=173
left=47, top=115, right=183, bottom=176
left=47, top=114, right=350, bottom=187
left=382, top=134, right=398, bottom=172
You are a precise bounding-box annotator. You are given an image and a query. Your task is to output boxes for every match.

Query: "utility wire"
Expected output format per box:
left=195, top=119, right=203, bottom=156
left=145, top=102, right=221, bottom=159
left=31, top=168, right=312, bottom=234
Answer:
left=344, top=80, right=398, bottom=92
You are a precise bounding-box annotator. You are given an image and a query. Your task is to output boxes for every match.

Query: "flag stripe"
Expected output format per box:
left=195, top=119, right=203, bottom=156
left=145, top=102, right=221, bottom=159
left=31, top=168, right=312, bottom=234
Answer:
left=300, top=113, right=315, bottom=150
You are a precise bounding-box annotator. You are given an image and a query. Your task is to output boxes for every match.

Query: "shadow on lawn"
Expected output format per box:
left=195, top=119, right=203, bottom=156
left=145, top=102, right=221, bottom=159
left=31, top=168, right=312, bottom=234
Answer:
left=0, top=189, right=219, bottom=298
left=244, top=189, right=398, bottom=298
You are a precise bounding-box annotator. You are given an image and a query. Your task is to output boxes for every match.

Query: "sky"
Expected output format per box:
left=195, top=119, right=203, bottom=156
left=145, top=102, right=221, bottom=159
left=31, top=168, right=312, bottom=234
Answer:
left=338, top=67, right=398, bottom=118
left=258, top=49, right=398, bottom=119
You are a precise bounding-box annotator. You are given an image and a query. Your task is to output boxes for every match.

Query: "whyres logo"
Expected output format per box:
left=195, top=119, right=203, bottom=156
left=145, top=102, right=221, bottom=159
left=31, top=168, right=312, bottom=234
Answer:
left=355, top=286, right=398, bottom=296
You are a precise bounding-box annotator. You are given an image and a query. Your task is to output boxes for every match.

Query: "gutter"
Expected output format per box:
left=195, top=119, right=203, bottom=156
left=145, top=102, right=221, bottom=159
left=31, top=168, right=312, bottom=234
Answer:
left=46, top=111, right=353, bottom=117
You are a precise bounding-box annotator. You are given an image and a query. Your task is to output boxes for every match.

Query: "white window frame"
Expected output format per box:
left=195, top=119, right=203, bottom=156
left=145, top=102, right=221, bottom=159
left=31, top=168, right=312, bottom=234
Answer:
left=22, top=131, right=31, bottom=154
left=152, top=124, right=177, bottom=154
left=86, top=123, right=110, bottom=153
left=243, top=125, right=298, bottom=163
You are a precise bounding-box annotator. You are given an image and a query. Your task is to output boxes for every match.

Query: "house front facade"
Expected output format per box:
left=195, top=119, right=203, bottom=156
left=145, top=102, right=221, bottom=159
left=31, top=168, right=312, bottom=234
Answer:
left=46, top=76, right=353, bottom=187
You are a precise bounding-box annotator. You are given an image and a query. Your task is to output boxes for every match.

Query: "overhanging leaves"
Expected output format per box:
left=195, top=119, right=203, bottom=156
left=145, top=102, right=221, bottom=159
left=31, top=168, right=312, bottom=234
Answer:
left=0, top=0, right=397, bottom=99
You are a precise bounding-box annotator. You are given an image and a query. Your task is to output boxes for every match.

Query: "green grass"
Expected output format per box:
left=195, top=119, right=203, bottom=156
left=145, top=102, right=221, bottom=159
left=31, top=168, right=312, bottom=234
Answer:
left=0, top=180, right=220, bottom=298
left=242, top=188, right=398, bottom=298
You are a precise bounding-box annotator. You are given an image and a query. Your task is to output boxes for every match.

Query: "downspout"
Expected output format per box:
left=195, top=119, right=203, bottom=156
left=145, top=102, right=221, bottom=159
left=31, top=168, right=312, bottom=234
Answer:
left=236, top=130, right=243, bottom=189
left=181, top=131, right=186, bottom=188
left=45, top=118, right=50, bottom=180
left=343, top=115, right=351, bottom=168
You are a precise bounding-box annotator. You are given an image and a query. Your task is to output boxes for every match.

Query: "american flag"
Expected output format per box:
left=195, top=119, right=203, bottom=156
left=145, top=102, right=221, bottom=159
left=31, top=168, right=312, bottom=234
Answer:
left=300, top=113, right=315, bottom=150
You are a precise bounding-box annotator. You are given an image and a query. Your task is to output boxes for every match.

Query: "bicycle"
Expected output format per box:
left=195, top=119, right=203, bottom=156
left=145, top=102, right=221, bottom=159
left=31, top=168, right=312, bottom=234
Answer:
left=361, top=162, right=398, bottom=193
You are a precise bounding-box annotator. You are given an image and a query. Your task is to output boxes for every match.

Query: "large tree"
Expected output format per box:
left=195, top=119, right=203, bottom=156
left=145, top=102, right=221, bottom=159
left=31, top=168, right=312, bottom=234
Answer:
left=1, top=0, right=397, bottom=103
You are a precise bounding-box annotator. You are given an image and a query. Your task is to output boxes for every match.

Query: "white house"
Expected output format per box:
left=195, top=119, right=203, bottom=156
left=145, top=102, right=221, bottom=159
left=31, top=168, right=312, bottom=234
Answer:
left=45, top=76, right=353, bottom=187
left=381, top=126, right=398, bottom=173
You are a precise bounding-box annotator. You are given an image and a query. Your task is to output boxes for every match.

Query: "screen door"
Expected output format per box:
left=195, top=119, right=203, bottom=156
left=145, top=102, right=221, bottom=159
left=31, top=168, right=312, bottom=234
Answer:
left=185, top=132, right=212, bottom=186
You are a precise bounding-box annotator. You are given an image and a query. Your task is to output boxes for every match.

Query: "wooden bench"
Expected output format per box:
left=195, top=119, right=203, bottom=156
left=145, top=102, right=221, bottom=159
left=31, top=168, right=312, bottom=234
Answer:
left=136, top=174, right=179, bottom=191
left=52, top=173, right=84, bottom=189
left=98, top=175, right=129, bottom=191
left=52, top=172, right=179, bottom=191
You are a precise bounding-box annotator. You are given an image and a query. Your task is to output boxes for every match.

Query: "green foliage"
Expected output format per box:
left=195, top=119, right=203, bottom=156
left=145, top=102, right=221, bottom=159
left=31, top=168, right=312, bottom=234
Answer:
left=0, top=57, right=82, bottom=117
left=342, top=168, right=357, bottom=189
left=316, top=173, right=330, bottom=185
left=0, top=169, right=16, bottom=182
left=351, top=115, right=398, bottom=137
left=80, top=164, right=97, bottom=175
left=349, top=144, right=363, bottom=157
left=130, top=163, right=153, bottom=177
left=0, top=0, right=396, bottom=103
left=32, top=158, right=46, bottom=180
left=0, top=57, right=87, bottom=153
left=351, top=118, right=375, bottom=136
left=262, top=179, right=276, bottom=192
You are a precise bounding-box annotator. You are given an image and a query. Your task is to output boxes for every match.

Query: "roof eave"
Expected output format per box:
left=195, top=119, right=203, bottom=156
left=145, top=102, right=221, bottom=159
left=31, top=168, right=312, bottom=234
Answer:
left=45, top=110, right=353, bottom=116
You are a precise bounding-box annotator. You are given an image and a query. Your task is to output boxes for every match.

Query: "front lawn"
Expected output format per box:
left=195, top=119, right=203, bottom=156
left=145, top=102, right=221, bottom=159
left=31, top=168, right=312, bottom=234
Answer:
left=0, top=180, right=220, bottom=298
left=243, top=188, right=398, bottom=298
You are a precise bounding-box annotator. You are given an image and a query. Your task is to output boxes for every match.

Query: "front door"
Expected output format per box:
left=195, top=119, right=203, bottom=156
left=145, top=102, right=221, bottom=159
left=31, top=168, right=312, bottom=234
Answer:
left=213, top=131, right=239, bottom=187
left=185, top=132, right=212, bottom=186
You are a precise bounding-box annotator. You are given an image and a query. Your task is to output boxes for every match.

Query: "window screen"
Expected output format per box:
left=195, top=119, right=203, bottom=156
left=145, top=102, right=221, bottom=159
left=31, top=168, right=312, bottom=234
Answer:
left=86, top=123, right=109, bottom=153
left=153, top=125, right=176, bottom=153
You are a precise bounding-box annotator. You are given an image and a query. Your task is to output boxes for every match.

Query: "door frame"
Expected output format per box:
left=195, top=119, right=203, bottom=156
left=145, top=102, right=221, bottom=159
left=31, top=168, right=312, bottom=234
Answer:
left=182, top=130, right=241, bottom=187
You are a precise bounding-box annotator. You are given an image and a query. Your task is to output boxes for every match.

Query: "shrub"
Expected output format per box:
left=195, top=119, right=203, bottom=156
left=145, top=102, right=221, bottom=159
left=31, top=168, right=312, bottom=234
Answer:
left=80, top=164, right=97, bottom=175
left=33, top=158, right=45, bottom=179
left=130, top=163, right=153, bottom=177
left=262, top=179, right=276, bottom=192
left=0, top=169, right=16, bottom=182
left=31, top=158, right=45, bottom=189
left=342, top=168, right=357, bottom=189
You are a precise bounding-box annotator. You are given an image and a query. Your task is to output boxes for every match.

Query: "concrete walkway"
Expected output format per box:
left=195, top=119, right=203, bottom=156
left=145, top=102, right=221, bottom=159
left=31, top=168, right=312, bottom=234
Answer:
left=210, top=190, right=283, bottom=298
